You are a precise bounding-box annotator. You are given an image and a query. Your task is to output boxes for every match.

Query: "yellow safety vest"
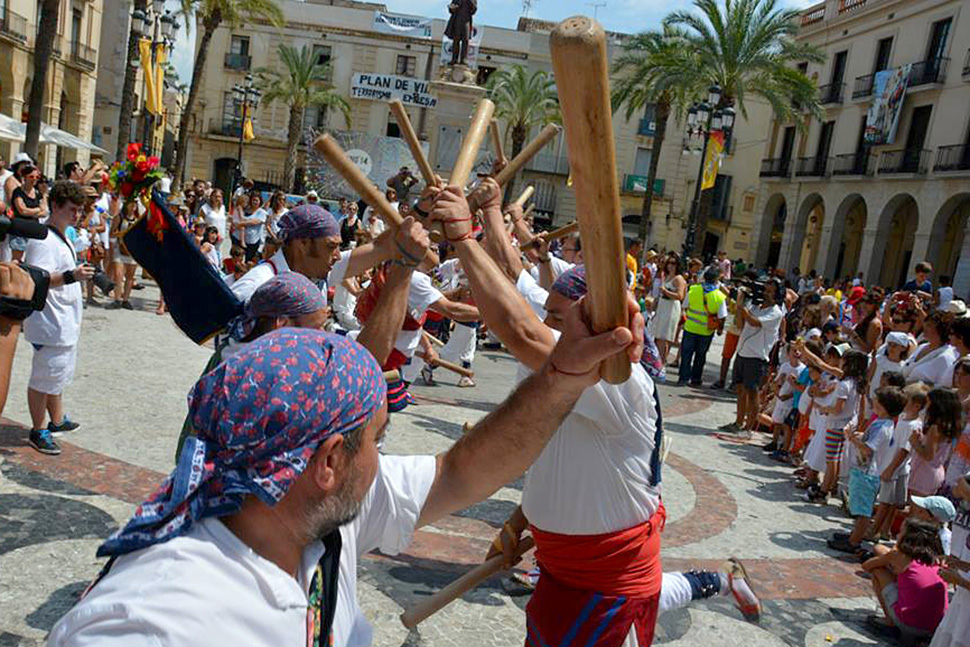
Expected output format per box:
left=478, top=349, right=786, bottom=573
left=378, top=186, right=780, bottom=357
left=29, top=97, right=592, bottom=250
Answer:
left=683, top=284, right=725, bottom=336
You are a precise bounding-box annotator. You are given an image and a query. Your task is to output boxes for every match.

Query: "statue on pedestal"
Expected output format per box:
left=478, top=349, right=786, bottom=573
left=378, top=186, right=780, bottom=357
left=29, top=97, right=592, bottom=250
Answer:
left=445, top=0, right=477, bottom=66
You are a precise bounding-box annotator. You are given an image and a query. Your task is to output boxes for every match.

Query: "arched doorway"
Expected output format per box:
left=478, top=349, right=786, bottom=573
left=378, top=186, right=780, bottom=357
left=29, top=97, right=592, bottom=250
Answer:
left=761, top=194, right=786, bottom=269
left=873, top=194, right=918, bottom=288
left=928, top=193, right=970, bottom=294
left=795, top=193, right=825, bottom=274
left=825, top=194, right=867, bottom=281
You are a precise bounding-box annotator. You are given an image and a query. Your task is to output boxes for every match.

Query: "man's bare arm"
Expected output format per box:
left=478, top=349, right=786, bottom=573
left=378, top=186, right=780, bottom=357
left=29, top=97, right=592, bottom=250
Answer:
left=475, top=179, right=524, bottom=282
left=428, top=298, right=479, bottom=323
left=432, top=185, right=554, bottom=371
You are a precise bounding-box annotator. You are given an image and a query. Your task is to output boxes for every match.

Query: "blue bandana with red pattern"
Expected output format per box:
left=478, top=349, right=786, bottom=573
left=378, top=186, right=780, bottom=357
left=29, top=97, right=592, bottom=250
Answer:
left=277, top=204, right=339, bottom=241
left=98, top=328, right=386, bottom=557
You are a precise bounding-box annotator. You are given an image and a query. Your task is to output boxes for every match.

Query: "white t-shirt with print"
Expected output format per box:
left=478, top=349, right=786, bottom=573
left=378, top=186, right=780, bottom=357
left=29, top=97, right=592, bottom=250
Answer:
left=825, top=378, right=860, bottom=430
left=889, top=416, right=921, bottom=477
left=777, top=360, right=804, bottom=398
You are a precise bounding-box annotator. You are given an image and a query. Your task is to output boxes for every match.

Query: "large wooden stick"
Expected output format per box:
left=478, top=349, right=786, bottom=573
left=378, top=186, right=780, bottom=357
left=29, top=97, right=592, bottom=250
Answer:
left=449, top=98, right=495, bottom=189
left=468, top=123, right=561, bottom=212
left=416, top=351, right=474, bottom=378
left=490, top=119, right=506, bottom=164
left=400, top=536, right=535, bottom=628
left=313, top=134, right=439, bottom=264
left=551, top=16, right=630, bottom=384
left=518, top=221, right=579, bottom=252
left=511, top=185, right=534, bottom=210
left=422, top=331, right=444, bottom=347
left=389, top=100, right=438, bottom=187
left=383, top=369, right=401, bottom=381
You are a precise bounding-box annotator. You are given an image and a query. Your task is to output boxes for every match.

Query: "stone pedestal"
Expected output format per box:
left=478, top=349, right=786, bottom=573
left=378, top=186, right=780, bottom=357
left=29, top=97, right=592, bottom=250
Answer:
left=428, top=78, right=487, bottom=182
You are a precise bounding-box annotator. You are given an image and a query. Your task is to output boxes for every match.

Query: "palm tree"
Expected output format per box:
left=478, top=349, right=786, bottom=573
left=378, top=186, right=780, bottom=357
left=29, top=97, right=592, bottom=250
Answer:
left=663, top=0, right=824, bottom=254
left=485, top=64, right=559, bottom=196
left=116, top=0, right=148, bottom=162
left=24, top=0, right=60, bottom=159
left=170, top=0, right=284, bottom=190
left=256, top=44, right=350, bottom=193
left=611, top=27, right=696, bottom=259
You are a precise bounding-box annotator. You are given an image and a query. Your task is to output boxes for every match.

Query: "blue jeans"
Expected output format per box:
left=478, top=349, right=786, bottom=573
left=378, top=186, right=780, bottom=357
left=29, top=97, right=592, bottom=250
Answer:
left=678, top=330, right=713, bottom=385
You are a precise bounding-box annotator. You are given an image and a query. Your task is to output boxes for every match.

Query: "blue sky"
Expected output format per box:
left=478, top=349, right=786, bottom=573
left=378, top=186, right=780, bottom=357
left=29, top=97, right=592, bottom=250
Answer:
left=169, top=0, right=818, bottom=83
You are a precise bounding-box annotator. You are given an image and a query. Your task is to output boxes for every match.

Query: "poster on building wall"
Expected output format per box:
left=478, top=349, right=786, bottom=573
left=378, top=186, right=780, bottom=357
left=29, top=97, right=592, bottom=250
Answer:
left=372, top=11, right=432, bottom=39
left=864, top=64, right=912, bottom=145
left=304, top=129, right=429, bottom=202
left=351, top=74, right=438, bottom=108
left=440, top=25, right=483, bottom=68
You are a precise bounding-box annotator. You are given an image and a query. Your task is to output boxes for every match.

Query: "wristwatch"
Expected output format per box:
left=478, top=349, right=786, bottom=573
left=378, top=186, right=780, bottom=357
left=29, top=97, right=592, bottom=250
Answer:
left=62, top=269, right=77, bottom=285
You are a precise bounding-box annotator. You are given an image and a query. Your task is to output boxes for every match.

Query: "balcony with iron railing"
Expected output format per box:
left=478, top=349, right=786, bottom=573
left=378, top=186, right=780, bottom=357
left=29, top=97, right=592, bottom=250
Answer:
left=621, top=174, right=665, bottom=197
left=760, top=157, right=791, bottom=179
left=838, top=0, right=868, bottom=14
left=909, top=57, right=949, bottom=87
left=818, top=82, right=845, bottom=105
left=70, top=41, right=97, bottom=70
left=934, top=144, right=970, bottom=173
left=224, top=52, right=252, bottom=71
left=795, top=155, right=829, bottom=178
left=853, top=73, right=875, bottom=100
left=208, top=118, right=242, bottom=138
left=0, top=8, right=28, bottom=43
left=801, top=3, right=825, bottom=26
left=831, top=151, right=873, bottom=176
left=878, top=148, right=931, bottom=175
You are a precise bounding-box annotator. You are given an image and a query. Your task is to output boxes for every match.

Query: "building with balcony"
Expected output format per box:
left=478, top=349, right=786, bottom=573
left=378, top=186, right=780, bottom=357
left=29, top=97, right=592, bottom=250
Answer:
left=752, top=0, right=970, bottom=293
left=0, top=0, right=104, bottom=173
left=184, top=0, right=768, bottom=253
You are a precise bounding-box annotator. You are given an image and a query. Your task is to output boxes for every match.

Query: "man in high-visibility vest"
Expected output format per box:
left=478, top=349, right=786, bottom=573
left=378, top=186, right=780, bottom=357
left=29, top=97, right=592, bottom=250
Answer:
left=676, top=266, right=727, bottom=387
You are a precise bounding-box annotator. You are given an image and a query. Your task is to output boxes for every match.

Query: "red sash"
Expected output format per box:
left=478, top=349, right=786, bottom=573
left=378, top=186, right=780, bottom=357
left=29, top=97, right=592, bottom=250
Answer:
left=526, top=506, right=665, bottom=647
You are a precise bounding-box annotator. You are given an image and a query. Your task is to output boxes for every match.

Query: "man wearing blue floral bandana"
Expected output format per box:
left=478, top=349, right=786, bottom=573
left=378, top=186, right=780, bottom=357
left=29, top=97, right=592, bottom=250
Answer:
left=50, top=269, right=645, bottom=645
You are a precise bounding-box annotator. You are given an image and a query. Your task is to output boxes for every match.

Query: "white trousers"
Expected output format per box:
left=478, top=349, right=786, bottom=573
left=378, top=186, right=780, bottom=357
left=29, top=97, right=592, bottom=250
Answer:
left=440, top=323, right=477, bottom=367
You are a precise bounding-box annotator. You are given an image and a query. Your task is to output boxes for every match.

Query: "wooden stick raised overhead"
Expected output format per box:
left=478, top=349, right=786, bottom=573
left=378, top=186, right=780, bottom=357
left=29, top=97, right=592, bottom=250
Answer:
left=416, top=351, right=474, bottom=378
left=383, top=369, right=401, bottom=382
left=313, top=134, right=439, bottom=264
left=422, top=330, right=445, bottom=347
left=518, top=221, right=579, bottom=252
left=523, top=204, right=535, bottom=220
left=389, top=100, right=439, bottom=187
left=449, top=98, right=495, bottom=190
left=551, top=16, right=630, bottom=384
left=511, top=185, right=534, bottom=210
left=468, top=123, right=561, bottom=213
left=490, top=119, right=506, bottom=164
left=400, top=536, right=535, bottom=628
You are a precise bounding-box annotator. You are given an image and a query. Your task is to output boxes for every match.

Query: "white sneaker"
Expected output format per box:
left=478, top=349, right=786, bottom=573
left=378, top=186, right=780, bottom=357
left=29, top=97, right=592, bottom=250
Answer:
left=458, top=375, right=476, bottom=388
left=726, top=557, right=761, bottom=623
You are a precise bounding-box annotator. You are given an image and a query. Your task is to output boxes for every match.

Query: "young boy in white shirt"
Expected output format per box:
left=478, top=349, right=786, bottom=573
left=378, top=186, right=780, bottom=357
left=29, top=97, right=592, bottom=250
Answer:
left=829, top=386, right=907, bottom=554
left=766, top=342, right=803, bottom=461
left=872, top=382, right=929, bottom=539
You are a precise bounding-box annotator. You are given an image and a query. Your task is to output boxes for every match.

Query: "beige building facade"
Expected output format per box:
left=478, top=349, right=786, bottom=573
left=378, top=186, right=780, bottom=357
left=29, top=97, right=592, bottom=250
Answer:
left=751, top=0, right=970, bottom=291
left=185, top=0, right=767, bottom=256
left=0, top=0, right=103, bottom=173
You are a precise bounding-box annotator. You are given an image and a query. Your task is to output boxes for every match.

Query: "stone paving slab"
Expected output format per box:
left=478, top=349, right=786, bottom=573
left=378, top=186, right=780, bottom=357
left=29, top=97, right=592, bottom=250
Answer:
left=0, top=295, right=895, bottom=646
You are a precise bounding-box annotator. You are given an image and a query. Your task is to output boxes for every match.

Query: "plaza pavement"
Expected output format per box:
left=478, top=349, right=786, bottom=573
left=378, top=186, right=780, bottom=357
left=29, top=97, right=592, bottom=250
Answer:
left=0, top=282, right=894, bottom=646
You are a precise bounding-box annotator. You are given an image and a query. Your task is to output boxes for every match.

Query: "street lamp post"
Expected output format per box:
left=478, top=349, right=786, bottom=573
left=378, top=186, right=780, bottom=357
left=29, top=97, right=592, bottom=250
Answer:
left=132, top=0, right=178, bottom=156
left=682, top=84, right=735, bottom=261
left=231, top=74, right=261, bottom=195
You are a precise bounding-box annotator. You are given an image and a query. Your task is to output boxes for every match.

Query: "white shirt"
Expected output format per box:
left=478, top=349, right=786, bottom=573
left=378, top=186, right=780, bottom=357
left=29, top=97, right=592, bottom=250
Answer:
left=516, top=269, right=549, bottom=320
left=869, top=352, right=903, bottom=402
left=866, top=418, right=895, bottom=476
left=528, top=256, right=574, bottom=283
left=23, top=229, right=83, bottom=347
left=231, top=249, right=351, bottom=303
left=394, top=272, right=443, bottom=357
left=736, top=304, right=783, bottom=361
left=902, top=343, right=958, bottom=387
left=517, top=344, right=661, bottom=534
left=889, top=416, right=920, bottom=477
left=94, top=194, right=111, bottom=247
left=244, top=208, right=268, bottom=246
left=809, top=374, right=834, bottom=432
left=201, top=203, right=228, bottom=240
left=47, top=454, right=436, bottom=647
left=0, top=168, right=11, bottom=204
left=824, top=378, right=859, bottom=429
left=938, top=286, right=954, bottom=309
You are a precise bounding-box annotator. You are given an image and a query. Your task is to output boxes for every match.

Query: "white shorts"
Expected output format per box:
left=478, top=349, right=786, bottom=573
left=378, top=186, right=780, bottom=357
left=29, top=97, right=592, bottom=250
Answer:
left=29, top=344, right=78, bottom=395
left=804, top=425, right=828, bottom=473
left=771, top=398, right=792, bottom=425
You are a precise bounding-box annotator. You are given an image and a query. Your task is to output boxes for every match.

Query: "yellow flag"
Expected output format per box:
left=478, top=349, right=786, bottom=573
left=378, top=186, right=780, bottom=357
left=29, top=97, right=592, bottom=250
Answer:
left=139, top=38, right=158, bottom=115
left=243, top=116, right=255, bottom=142
left=701, top=130, right=724, bottom=190
left=154, top=47, right=167, bottom=117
